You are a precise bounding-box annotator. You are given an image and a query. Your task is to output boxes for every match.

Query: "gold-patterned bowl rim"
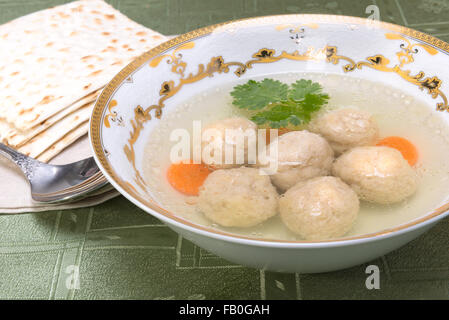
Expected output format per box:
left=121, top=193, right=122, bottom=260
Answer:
left=90, top=14, right=449, bottom=246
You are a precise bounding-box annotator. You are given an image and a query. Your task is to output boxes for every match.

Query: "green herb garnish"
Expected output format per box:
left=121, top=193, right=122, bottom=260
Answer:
left=230, top=79, right=329, bottom=128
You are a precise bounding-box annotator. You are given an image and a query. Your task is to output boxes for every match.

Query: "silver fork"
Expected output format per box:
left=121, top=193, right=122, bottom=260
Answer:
left=0, top=142, right=109, bottom=203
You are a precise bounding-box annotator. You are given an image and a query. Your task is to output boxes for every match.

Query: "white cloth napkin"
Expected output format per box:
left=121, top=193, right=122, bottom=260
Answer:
left=0, top=136, right=119, bottom=214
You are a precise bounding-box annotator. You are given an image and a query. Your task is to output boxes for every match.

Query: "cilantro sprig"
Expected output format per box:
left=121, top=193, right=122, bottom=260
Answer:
left=230, top=79, right=329, bottom=128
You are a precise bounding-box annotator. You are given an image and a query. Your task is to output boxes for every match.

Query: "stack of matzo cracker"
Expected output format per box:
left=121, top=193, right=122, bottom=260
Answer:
left=0, top=0, right=166, bottom=162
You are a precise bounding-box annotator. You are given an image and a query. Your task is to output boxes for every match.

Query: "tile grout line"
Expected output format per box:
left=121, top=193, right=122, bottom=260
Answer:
left=381, top=255, right=392, bottom=280
left=428, top=33, right=449, bottom=37
left=50, top=211, right=62, bottom=242
left=394, top=0, right=409, bottom=26
left=198, top=256, right=238, bottom=260
left=0, top=241, right=80, bottom=253
left=84, top=245, right=175, bottom=250
left=259, top=270, right=266, bottom=300
left=389, top=267, right=449, bottom=272
left=6, top=209, right=66, bottom=299
left=192, top=244, right=198, bottom=268
left=48, top=248, right=64, bottom=300
left=175, top=235, right=182, bottom=267
left=175, top=265, right=243, bottom=270
left=408, top=21, right=449, bottom=27
left=89, top=224, right=167, bottom=232
left=67, top=207, right=93, bottom=300
left=295, top=273, right=302, bottom=300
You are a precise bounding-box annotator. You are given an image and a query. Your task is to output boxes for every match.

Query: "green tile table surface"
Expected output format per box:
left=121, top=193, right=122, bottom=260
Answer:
left=0, top=0, right=448, bottom=300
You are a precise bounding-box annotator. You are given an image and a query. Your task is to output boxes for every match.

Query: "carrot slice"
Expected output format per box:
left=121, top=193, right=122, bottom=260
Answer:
left=167, top=161, right=212, bottom=196
left=376, top=136, right=418, bottom=166
left=266, top=127, right=291, bottom=145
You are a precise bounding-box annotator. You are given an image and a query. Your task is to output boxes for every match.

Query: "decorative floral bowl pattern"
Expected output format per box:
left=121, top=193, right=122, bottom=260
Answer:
left=90, top=15, right=449, bottom=273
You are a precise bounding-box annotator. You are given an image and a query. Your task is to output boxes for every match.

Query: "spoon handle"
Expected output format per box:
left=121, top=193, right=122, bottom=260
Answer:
left=0, top=143, right=24, bottom=161
left=0, top=143, right=38, bottom=175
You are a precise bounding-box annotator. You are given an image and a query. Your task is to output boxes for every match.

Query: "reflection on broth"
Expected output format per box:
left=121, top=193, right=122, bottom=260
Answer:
left=143, top=72, right=449, bottom=241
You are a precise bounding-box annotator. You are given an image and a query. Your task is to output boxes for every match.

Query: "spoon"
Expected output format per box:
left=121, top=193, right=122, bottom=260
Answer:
left=0, top=142, right=108, bottom=203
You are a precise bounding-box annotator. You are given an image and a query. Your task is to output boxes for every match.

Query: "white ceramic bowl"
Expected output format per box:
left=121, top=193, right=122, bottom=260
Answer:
left=90, top=14, right=449, bottom=273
